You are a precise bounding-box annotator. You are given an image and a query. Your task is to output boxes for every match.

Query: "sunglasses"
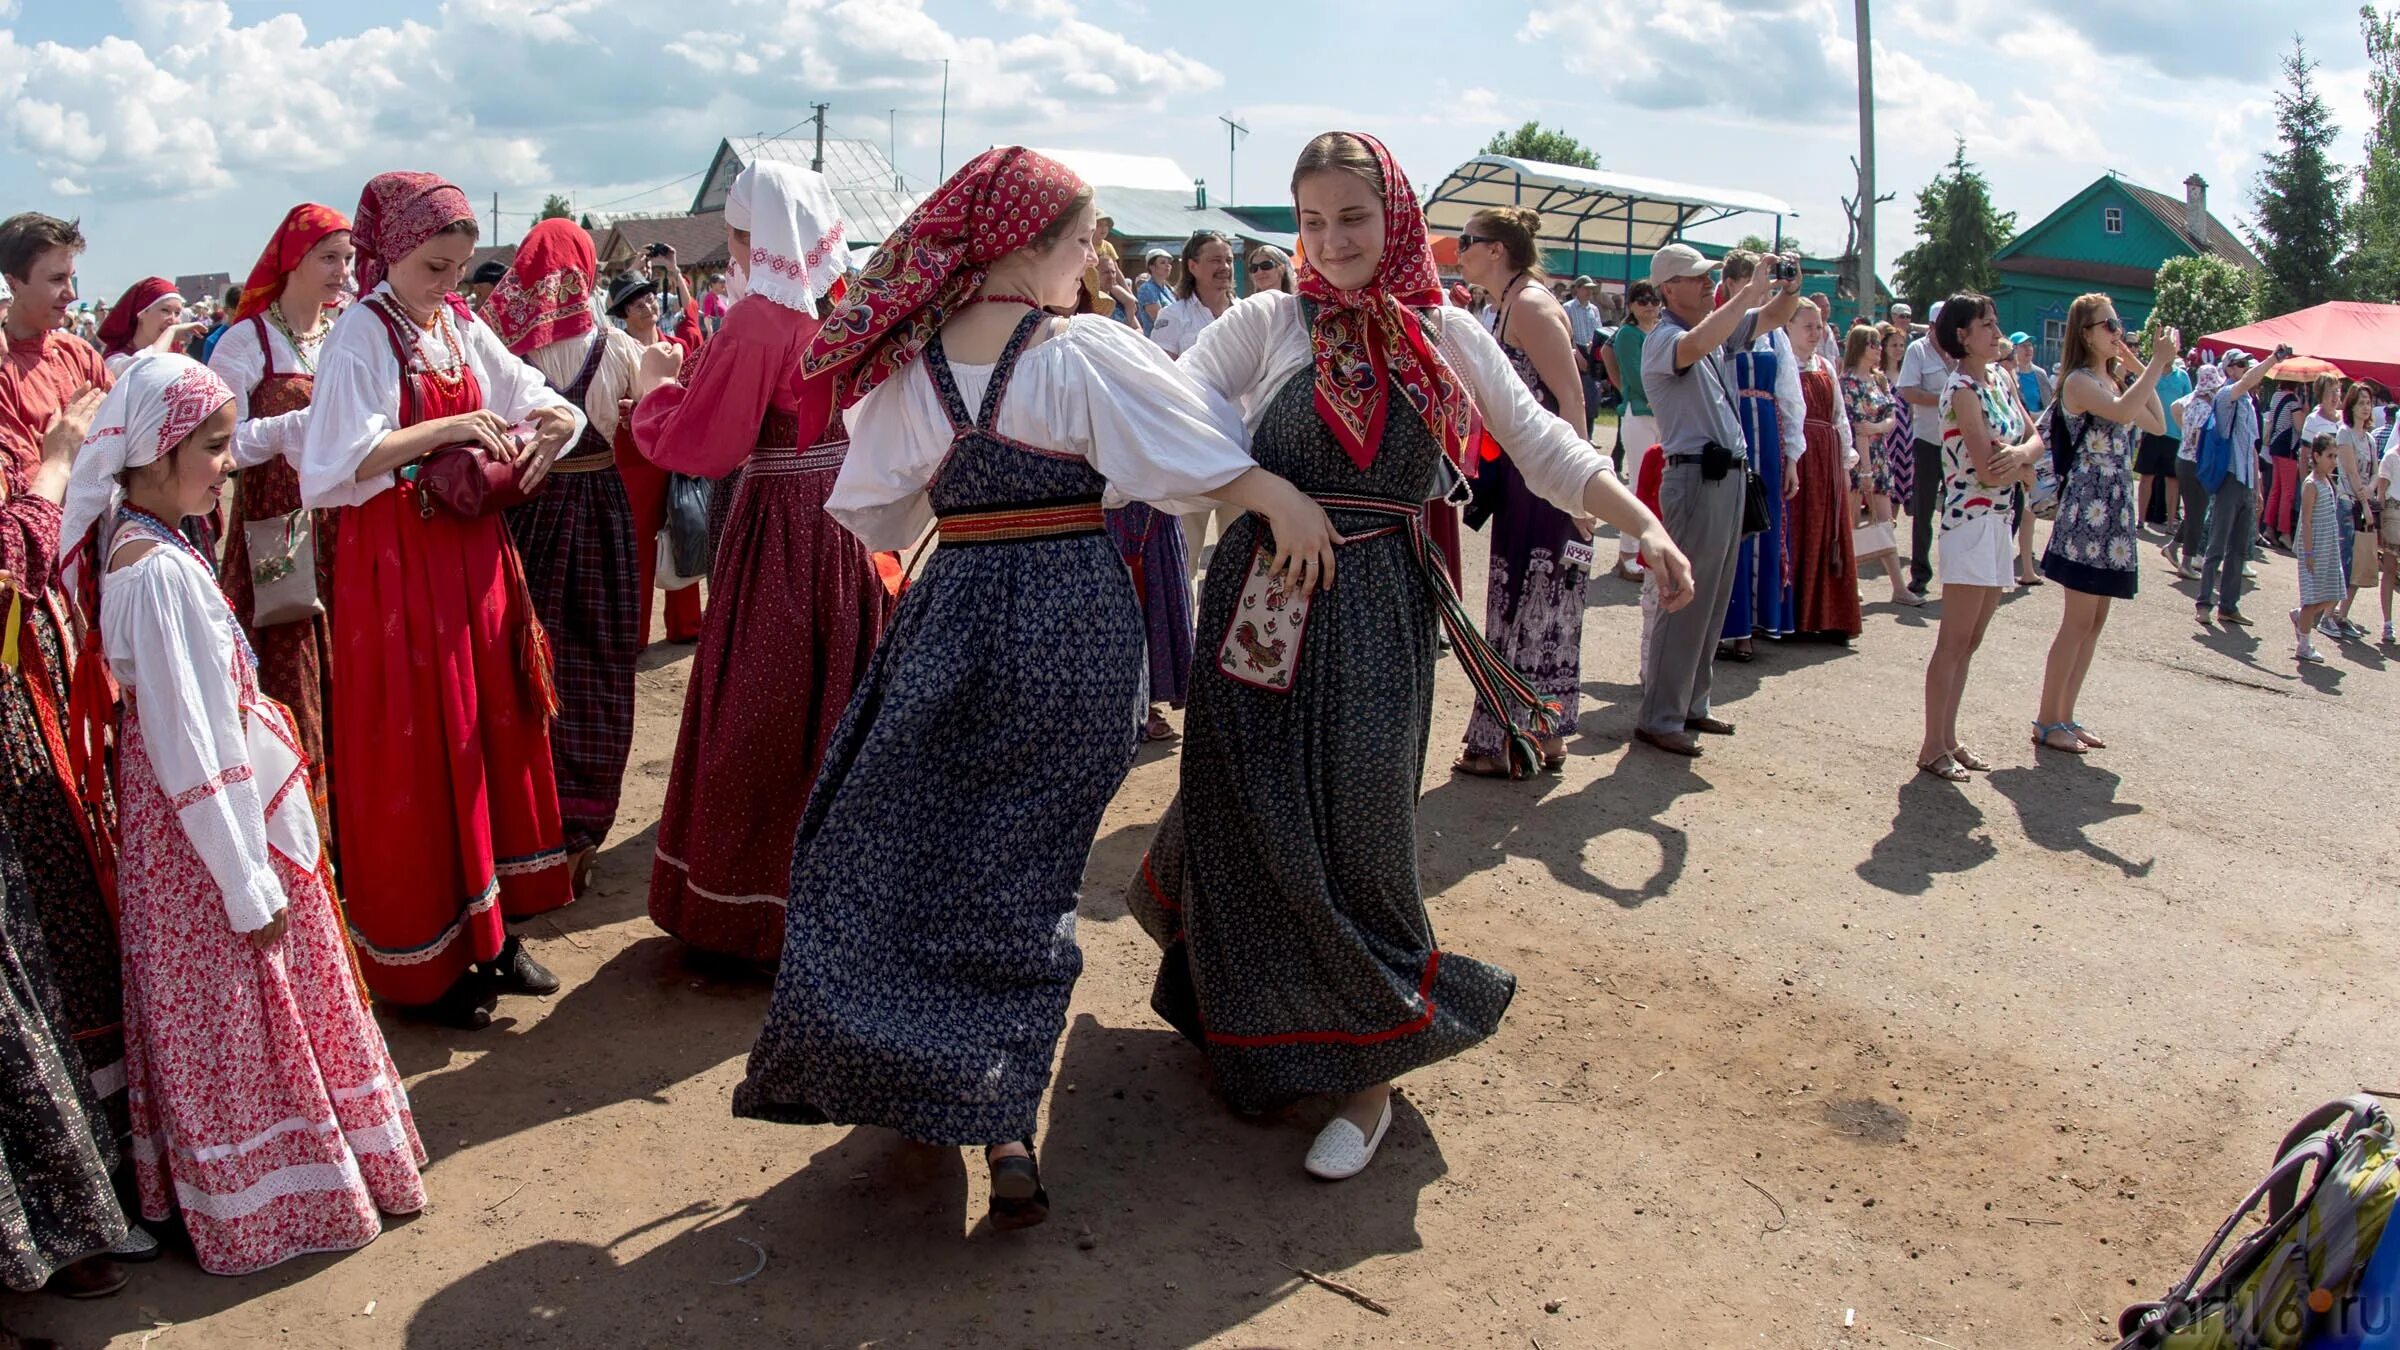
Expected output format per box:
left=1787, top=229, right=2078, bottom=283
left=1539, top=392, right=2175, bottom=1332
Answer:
left=2086, top=317, right=2122, bottom=333
left=1457, top=232, right=1493, bottom=249
left=1247, top=260, right=1281, bottom=274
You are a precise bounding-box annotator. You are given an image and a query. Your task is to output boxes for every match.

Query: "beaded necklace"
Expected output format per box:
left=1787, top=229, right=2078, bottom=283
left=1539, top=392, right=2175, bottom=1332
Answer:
left=365, top=290, right=467, bottom=394
left=113, top=503, right=256, bottom=669
left=265, top=300, right=332, bottom=376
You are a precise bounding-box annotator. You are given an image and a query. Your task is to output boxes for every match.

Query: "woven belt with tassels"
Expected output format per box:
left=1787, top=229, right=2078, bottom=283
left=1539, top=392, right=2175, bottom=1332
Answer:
left=1308, top=493, right=1562, bottom=779
left=934, top=498, right=1106, bottom=547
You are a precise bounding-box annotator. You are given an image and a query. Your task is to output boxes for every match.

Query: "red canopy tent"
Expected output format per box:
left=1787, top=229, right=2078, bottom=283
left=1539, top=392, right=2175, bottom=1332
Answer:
left=2196, top=302, right=2400, bottom=391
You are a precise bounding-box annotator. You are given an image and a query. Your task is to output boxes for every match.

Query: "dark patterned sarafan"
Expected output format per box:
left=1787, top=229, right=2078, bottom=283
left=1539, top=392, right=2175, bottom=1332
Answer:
left=734, top=311, right=1146, bottom=1145
left=1133, top=306, right=1517, bottom=1114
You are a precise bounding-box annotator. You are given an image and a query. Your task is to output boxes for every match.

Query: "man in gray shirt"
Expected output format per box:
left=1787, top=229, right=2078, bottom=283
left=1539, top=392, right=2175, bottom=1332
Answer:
left=1635, top=243, right=1802, bottom=756
left=2194, top=346, right=2287, bottom=623
left=1894, top=304, right=1954, bottom=596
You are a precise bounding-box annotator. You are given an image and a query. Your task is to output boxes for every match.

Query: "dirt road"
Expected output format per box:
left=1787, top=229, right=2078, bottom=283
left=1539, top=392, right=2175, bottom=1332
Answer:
left=29, top=480, right=2398, bottom=1349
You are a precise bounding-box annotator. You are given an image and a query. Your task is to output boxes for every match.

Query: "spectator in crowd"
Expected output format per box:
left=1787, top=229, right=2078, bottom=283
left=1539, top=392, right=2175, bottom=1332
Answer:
left=1134, top=248, right=1174, bottom=335
left=2141, top=330, right=2193, bottom=533
left=466, top=258, right=507, bottom=314
left=1842, top=322, right=1913, bottom=604
left=1994, top=335, right=2044, bottom=588
left=1245, top=244, right=1295, bottom=295
left=1877, top=322, right=1914, bottom=514
left=2008, top=333, right=2051, bottom=415
left=1895, top=300, right=1955, bottom=597
left=197, top=285, right=239, bottom=360
left=1915, top=294, right=2039, bottom=782
left=2170, top=360, right=2224, bottom=578
left=1887, top=301, right=1914, bottom=332
left=1806, top=293, right=1841, bottom=365
left=1716, top=249, right=1804, bottom=658
left=1602, top=279, right=1661, bottom=578
left=2261, top=374, right=2306, bottom=548
left=2372, top=418, right=2400, bottom=643
left=1564, top=276, right=1607, bottom=436
left=1151, top=232, right=1236, bottom=360
left=1634, top=241, right=1800, bottom=758
left=1095, top=252, right=1139, bottom=324
left=2306, top=380, right=2377, bottom=640
left=643, top=244, right=699, bottom=342
left=699, top=272, right=730, bottom=336
left=2195, top=347, right=2288, bottom=626
left=97, top=278, right=208, bottom=379
left=2291, top=434, right=2345, bottom=663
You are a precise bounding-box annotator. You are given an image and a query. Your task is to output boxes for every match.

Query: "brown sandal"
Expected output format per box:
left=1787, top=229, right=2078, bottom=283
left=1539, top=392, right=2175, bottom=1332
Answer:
left=1452, top=753, right=1512, bottom=779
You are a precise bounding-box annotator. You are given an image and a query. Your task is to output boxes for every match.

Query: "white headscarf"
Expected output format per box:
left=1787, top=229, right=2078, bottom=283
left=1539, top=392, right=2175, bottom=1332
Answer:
left=723, top=161, right=849, bottom=315
left=60, top=352, right=234, bottom=552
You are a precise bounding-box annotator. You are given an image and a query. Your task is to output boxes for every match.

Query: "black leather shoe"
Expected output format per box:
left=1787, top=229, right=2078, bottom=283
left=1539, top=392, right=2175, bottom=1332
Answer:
left=1684, top=716, right=1736, bottom=736
left=484, top=936, right=559, bottom=997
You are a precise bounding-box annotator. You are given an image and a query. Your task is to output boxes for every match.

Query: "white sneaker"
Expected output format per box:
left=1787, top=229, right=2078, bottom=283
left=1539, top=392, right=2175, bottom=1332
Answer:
left=2298, top=645, right=2326, bottom=664
left=2319, top=615, right=2345, bottom=640
left=2383, top=623, right=2396, bottom=645
left=1304, top=1094, right=1394, bottom=1181
left=2242, top=563, right=2259, bottom=578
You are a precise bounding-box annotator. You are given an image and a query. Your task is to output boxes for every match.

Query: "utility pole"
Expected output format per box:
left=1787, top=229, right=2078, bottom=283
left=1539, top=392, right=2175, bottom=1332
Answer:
left=809, top=102, right=829, bottom=172
left=1218, top=113, right=1249, bottom=206
left=1853, top=0, right=1877, bottom=313
left=889, top=108, right=900, bottom=191
left=939, top=59, right=950, bottom=181
left=491, top=193, right=500, bottom=246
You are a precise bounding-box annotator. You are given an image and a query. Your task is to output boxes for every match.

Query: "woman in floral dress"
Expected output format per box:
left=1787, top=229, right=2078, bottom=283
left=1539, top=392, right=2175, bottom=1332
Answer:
left=2033, top=294, right=2178, bottom=755
left=1842, top=324, right=1913, bottom=604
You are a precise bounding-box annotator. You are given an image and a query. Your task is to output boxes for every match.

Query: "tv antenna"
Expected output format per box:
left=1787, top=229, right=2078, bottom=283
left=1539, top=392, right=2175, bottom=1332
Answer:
left=1218, top=113, right=1250, bottom=206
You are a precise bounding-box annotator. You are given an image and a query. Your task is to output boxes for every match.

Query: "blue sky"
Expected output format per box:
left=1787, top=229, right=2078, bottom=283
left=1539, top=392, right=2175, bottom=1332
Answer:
left=0, top=0, right=2373, bottom=300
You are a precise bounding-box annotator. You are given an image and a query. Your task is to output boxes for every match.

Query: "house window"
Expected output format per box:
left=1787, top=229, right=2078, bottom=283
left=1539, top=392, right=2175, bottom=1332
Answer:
left=2041, top=318, right=2067, bottom=369
left=2102, top=206, right=2123, bottom=235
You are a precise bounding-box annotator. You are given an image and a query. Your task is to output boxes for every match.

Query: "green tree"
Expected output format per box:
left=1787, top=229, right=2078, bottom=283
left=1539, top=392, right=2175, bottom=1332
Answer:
left=2246, top=39, right=2348, bottom=313
left=2347, top=5, right=2400, bottom=301
left=1481, top=122, right=1598, bottom=170
left=1890, top=139, right=2016, bottom=310
left=539, top=193, right=575, bottom=221
left=2146, top=255, right=2258, bottom=353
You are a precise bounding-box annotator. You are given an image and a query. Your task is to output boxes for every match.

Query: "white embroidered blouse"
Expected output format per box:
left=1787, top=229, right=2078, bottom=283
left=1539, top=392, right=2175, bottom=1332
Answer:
left=826, top=313, right=1257, bottom=552
left=206, top=314, right=327, bottom=471
left=298, top=283, right=586, bottom=510
left=1177, top=291, right=1615, bottom=511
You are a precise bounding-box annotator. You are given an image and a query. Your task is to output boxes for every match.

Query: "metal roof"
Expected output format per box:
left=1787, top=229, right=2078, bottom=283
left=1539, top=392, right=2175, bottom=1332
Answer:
left=1421, top=156, right=1795, bottom=256
left=692, top=137, right=922, bottom=245
left=1089, top=186, right=1291, bottom=250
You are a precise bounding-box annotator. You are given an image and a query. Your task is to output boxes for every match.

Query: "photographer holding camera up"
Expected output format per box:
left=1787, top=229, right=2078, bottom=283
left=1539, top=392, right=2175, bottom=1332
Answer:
left=1633, top=242, right=1804, bottom=758
left=642, top=241, right=699, bottom=345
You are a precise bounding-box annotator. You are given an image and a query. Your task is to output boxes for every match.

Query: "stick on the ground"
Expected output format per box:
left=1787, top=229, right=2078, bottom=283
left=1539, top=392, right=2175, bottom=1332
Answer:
left=485, top=1179, right=530, bottom=1212
left=1740, top=1175, right=1789, bottom=1233
left=1283, top=1264, right=1391, bottom=1316
left=2003, top=1215, right=2061, bottom=1226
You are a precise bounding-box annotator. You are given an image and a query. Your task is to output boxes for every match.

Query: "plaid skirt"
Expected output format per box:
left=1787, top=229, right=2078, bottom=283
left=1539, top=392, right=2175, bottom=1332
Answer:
left=506, top=464, right=641, bottom=853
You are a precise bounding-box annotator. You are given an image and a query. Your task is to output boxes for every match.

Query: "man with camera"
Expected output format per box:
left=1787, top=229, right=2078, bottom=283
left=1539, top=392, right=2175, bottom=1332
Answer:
left=642, top=241, right=699, bottom=337
left=1634, top=242, right=1804, bottom=757
left=2194, top=343, right=2291, bottom=626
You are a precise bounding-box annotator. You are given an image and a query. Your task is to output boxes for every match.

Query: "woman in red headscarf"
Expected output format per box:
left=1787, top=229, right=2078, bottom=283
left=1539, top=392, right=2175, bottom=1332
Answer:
left=1128, top=132, right=1692, bottom=1182
left=731, top=147, right=1337, bottom=1229
left=485, top=218, right=642, bottom=894
left=207, top=204, right=354, bottom=839
left=299, top=172, right=584, bottom=1027
left=97, top=277, right=202, bottom=379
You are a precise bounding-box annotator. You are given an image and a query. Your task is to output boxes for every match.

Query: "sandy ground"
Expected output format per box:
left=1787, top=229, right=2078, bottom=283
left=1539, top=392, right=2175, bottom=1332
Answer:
left=22, top=435, right=2400, bottom=1350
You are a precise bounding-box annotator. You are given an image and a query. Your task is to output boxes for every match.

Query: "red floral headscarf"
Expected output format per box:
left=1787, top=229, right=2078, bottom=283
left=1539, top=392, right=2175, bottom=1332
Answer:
left=232, top=203, right=352, bottom=323
left=96, top=277, right=178, bottom=357
left=804, top=146, right=1086, bottom=407
left=352, top=172, right=474, bottom=297
left=485, top=218, right=597, bottom=356
left=1293, top=132, right=1473, bottom=472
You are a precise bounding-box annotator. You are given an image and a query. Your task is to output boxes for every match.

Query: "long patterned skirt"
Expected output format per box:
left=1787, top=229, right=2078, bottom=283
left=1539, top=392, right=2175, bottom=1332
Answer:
left=0, top=603, right=124, bottom=1129
left=1463, top=451, right=1588, bottom=757
left=0, top=808, right=125, bottom=1292
left=329, top=489, right=574, bottom=1005
left=219, top=458, right=337, bottom=835
left=118, top=713, right=425, bottom=1276
left=506, top=466, right=640, bottom=854
left=1725, top=362, right=1795, bottom=639
left=1789, top=420, right=1862, bottom=637
left=648, top=448, right=889, bottom=963
left=1104, top=503, right=1195, bottom=709
left=732, top=535, right=1146, bottom=1144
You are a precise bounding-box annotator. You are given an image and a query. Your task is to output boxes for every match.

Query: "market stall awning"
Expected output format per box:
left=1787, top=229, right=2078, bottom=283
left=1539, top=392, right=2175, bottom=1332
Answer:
left=1421, top=156, right=1796, bottom=261
left=2196, top=301, right=2400, bottom=393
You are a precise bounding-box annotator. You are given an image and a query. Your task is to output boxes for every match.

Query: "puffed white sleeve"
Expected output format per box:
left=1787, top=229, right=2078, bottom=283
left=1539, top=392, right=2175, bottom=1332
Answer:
left=209, top=322, right=308, bottom=471
left=462, top=313, right=587, bottom=440
left=1177, top=291, right=1284, bottom=416
left=101, top=554, right=287, bottom=933
left=1428, top=308, right=1611, bottom=513
left=1772, top=331, right=1806, bottom=462
left=826, top=365, right=956, bottom=551
left=300, top=303, right=405, bottom=509
left=1836, top=379, right=1857, bottom=469
left=1037, top=315, right=1252, bottom=512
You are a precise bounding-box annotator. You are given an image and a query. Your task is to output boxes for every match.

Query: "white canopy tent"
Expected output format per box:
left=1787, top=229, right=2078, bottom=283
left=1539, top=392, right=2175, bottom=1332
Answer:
left=1421, top=156, right=1797, bottom=284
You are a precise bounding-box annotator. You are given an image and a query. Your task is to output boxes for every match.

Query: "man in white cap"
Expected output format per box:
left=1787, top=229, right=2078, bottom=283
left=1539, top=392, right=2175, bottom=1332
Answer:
left=1135, top=249, right=1174, bottom=337
left=1633, top=241, right=1803, bottom=757
left=1895, top=299, right=1955, bottom=596
left=2194, top=344, right=2290, bottom=625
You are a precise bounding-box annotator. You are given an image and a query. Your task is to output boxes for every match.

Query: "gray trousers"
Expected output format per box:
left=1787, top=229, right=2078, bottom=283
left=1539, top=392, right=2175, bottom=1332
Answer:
left=1638, top=462, right=1746, bottom=736
left=2175, top=458, right=2209, bottom=558
left=2196, top=479, right=2256, bottom=614
left=1907, top=438, right=1942, bottom=592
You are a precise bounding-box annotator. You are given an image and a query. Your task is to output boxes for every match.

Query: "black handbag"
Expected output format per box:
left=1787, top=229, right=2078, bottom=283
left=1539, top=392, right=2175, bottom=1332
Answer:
left=1742, top=467, right=1771, bottom=537
left=664, top=472, right=714, bottom=580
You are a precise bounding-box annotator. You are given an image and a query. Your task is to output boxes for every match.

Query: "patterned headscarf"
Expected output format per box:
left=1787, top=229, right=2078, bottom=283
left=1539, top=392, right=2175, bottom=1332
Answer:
left=352, top=171, right=474, bottom=297
left=1292, top=132, right=1473, bottom=472
left=96, top=277, right=179, bottom=357
left=60, top=353, right=233, bottom=552
left=725, top=162, right=850, bottom=316
left=805, top=146, right=1086, bottom=407
left=232, top=203, right=351, bottom=323
left=2183, top=361, right=2226, bottom=440
left=485, top=217, right=597, bottom=356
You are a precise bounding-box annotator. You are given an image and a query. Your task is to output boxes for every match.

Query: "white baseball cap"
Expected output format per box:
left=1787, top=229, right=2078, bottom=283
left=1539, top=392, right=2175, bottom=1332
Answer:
left=1648, top=242, right=1713, bottom=287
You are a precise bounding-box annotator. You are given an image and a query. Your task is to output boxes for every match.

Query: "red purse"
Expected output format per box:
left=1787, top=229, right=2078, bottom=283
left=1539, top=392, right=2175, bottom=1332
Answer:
left=403, top=425, right=538, bottom=519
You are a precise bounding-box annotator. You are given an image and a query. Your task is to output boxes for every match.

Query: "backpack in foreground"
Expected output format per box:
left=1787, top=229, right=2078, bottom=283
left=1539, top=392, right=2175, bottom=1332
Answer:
left=2116, top=1096, right=2400, bottom=1349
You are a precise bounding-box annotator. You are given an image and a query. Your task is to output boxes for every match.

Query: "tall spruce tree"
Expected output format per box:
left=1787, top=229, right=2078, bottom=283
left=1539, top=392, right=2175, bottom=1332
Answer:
left=1890, top=140, right=2015, bottom=310
left=2349, top=6, right=2400, bottom=301
left=2247, top=39, right=2348, bottom=313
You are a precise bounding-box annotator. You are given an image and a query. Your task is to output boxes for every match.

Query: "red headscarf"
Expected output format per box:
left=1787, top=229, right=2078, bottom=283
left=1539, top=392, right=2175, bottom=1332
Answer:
left=485, top=218, right=596, bottom=356
left=804, top=146, right=1085, bottom=407
left=96, top=277, right=178, bottom=357
left=352, top=172, right=474, bottom=297
left=233, top=203, right=352, bottom=323
left=1292, top=132, right=1473, bottom=473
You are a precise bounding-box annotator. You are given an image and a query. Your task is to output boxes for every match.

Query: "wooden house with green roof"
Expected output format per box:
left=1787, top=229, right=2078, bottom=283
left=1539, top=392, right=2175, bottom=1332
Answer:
left=1991, top=172, right=2259, bottom=367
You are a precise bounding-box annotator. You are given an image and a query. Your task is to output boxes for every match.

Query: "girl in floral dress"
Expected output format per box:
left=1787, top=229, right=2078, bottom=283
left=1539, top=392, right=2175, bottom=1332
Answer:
left=1843, top=324, right=1914, bottom=604
left=2033, top=294, right=2178, bottom=754
left=63, top=354, right=425, bottom=1276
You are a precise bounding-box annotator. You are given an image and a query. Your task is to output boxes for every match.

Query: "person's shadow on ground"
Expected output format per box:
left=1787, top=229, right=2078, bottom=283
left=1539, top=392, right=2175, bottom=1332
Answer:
left=401, top=1015, right=1444, bottom=1349
left=1417, top=745, right=1709, bottom=909
left=1855, top=771, right=2000, bottom=896
left=1985, top=760, right=2153, bottom=878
